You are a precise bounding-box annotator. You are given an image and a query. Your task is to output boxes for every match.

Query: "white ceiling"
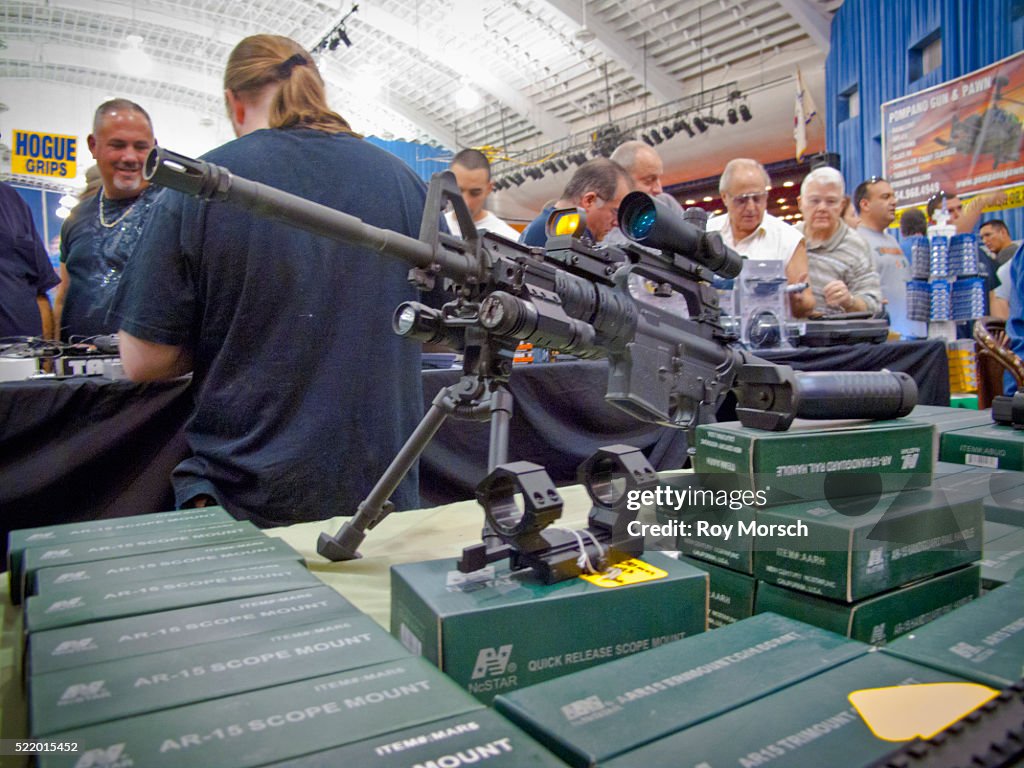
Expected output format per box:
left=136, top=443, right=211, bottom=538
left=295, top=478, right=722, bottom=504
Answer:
left=0, top=0, right=841, bottom=153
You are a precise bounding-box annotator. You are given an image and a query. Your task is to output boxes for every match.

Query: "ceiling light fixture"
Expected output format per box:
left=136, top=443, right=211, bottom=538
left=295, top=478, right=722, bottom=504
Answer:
left=313, top=4, right=359, bottom=54
left=118, top=34, right=152, bottom=76
left=455, top=84, right=480, bottom=110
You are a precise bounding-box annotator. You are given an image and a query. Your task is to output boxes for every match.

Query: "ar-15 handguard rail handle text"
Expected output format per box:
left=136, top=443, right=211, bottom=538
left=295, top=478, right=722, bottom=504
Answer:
left=145, top=147, right=918, bottom=573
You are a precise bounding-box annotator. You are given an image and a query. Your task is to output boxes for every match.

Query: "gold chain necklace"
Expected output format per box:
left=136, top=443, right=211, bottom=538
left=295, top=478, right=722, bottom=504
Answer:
left=98, top=189, right=139, bottom=229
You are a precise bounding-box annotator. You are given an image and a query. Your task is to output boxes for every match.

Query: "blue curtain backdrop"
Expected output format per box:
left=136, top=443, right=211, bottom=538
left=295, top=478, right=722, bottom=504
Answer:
left=827, top=0, right=1024, bottom=236
left=365, top=136, right=451, bottom=182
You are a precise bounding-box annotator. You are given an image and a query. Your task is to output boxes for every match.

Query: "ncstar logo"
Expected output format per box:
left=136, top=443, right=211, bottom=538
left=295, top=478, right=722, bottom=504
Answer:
left=74, top=743, right=131, bottom=768
left=40, top=548, right=73, bottom=560
left=900, top=448, right=921, bottom=469
left=561, top=695, right=607, bottom=721
left=54, top=571, right=89, bottom=583
left=45, top=596, right=85, bottom=613
left=59, top=680, right=111, bottom=705
left=52, top=637, right=97, bottom=655
left=471, top=645, right=513, bottom=679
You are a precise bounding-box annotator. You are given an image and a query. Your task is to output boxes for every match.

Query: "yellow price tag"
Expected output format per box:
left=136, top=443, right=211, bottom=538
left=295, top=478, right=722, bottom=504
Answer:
left=849, top=682, right=999, bottom=741
left=579, top=558, right=668, bottom=588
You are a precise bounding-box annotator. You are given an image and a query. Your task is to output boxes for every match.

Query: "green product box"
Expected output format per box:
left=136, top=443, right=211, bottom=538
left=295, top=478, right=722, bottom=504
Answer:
left=7, top=507, right=236, bottom=603
left=931, top=466, right=1024, bottom=526
left=390, top=552, right=707, bottom=705
left=602, top=651, right=970, bottom=768
left=693, top=418, right=934, bottom=506
left=656, top=474, right=756, bottom=574
left=679, top=556, right=756, bottom=627
left=265, top=709, right=566, bottom=767
left=493, top=613, right=866, bottom=768
left=37, top=657, right=482, bottom=768
left=20, top=520, right=260, bottom=604
left=940, top=421, right=1024, bottom=470
left=754, top=565, right=981, bottom=645
left=28, top=586, right=360, bottom=676
left=753, top=488, right=983, bottom=601
left=980, top=526, right=1024, bottom=588
left=25, top=561, right=323, bottom=633
left=883, top=576, right=1024, bottom=688
left=30, top=614, right=408, bottom=736
left=30, top=536, right=301, bottom=599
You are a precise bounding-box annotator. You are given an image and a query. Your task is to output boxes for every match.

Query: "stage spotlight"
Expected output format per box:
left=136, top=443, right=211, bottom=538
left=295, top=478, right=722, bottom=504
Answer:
left=557, top=158, right=568, bottom=172
left=694, top=116, right=708, bottom=133
left=328, top=35, right=341, bottom=51
left=673, top=119, right=694, bottom=138
left=338, top=28, right=352, bottom=47
left=662, top=125, right=674, bottom=139
left=704, top=116, right=724, bottom=126
left=739, top=104, right=752, bottom=121
left=727, top=107, right=738, bottom=124
left=642, top=134, right=654, bottom=146
left=511, top=173, right=525, bottom=186
left=648, top=129, right=663, bottom=144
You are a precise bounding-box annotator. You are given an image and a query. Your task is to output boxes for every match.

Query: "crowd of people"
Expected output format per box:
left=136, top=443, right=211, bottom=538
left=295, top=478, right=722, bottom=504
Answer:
left=1, top=33, right=1021, bottom=528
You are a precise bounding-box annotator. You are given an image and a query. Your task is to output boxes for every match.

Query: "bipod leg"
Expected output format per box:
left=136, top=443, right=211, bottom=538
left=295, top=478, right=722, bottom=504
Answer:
left=318, top=382, right=478, bottom=561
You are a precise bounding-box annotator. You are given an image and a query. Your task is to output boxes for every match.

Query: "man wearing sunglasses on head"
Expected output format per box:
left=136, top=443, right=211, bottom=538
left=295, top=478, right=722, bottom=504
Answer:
left=707, top=158, right=815, bottom=318
left=796, top=167, right=882, bottom=317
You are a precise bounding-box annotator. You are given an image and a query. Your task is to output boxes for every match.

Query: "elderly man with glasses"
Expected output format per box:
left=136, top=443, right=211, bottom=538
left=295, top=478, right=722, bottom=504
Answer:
left=796, top=167, right=882, bottom=317
left=707, top=158, right=814, bottom=317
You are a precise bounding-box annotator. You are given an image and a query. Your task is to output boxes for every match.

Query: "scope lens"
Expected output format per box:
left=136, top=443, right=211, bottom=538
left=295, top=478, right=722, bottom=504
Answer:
left=625, top=207, right=656, bottom=240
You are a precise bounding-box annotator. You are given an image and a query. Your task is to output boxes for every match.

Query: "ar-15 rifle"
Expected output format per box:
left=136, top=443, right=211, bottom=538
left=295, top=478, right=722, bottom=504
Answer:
left=144, top=147, right=917, bottom=583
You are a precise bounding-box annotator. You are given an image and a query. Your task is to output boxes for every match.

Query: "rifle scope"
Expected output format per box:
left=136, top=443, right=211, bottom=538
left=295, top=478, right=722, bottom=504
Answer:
left=619, top=191, right=743, bottom=279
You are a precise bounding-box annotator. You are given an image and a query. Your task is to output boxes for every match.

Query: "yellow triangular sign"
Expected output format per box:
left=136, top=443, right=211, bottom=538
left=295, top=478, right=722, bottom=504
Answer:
left=849, top=683, right=999, bottom=741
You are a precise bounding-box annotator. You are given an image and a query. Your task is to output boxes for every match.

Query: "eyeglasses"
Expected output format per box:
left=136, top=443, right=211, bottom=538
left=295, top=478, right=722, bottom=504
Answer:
left=804, top=196, right=843, bottom=209
left=730, top=192, right=768, bottom=207
left=595, top=195, right=619, bottom=219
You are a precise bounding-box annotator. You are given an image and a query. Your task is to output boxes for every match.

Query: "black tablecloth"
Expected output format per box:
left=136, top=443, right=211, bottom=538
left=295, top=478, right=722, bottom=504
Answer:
left=0, top=377, right=193, bottom=554
left=419, top=361, right=689, bottom=506
left=0, top=339, right=950, bottom=551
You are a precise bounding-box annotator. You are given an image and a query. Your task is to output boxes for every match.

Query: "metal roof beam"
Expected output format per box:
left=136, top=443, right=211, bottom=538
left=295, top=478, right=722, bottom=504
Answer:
left=776, top=0, right=831, bottom=52
left=351, top=5, right=570, bottom=142
left=539, top=0, right=682, bottom=103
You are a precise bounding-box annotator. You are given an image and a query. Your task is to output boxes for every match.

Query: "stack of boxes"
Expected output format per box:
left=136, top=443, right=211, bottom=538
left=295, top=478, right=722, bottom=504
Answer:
left=659, top=415, right=988, bottom=643
left=9, top=509, right=567, bottom=767
left=489, top=602, right=1024, bottom=767
left=947, top=338, right=979, bottom=394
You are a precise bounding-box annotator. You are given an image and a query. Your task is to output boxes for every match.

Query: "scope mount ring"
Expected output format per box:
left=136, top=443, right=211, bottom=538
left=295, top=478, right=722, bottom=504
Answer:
left=477, top=462, right=562, bottom=540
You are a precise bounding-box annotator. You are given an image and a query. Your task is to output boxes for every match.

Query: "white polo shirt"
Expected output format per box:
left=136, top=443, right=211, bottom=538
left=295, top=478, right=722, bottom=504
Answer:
left=705, top=212, right=803, bottom=267
left=444, top=209, right=520, bottom=241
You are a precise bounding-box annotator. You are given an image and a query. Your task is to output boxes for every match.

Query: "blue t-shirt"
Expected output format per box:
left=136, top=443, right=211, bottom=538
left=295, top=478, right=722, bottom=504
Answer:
left=0, top=183, right=58, bottom=338
left=59, top=187, right=157, bottom=341
left=110, top=128, right=432, bottom=526
left=1007, top=242, right=1024, bottom=395
left=519, top=206, right=555, bottom=247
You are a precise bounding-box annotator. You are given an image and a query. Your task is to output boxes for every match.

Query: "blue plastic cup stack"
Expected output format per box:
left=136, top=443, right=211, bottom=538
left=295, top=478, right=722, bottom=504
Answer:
left=909, top=236, right=931, bottom=280
left=930, top=279, right=952, bottom=321
left=907, top=280, right=931, bottom=321
left=950, top=233, right=980, bottom=277
left=951, top=277, right=987, bottom=320
left=929, top=235, right=950, bottom=278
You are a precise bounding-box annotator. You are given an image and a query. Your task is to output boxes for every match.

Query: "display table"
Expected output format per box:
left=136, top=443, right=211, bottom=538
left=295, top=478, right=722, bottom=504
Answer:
left=0, top=486, right=597, bottom=754
left=0, top=341, right=951, bottom=553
